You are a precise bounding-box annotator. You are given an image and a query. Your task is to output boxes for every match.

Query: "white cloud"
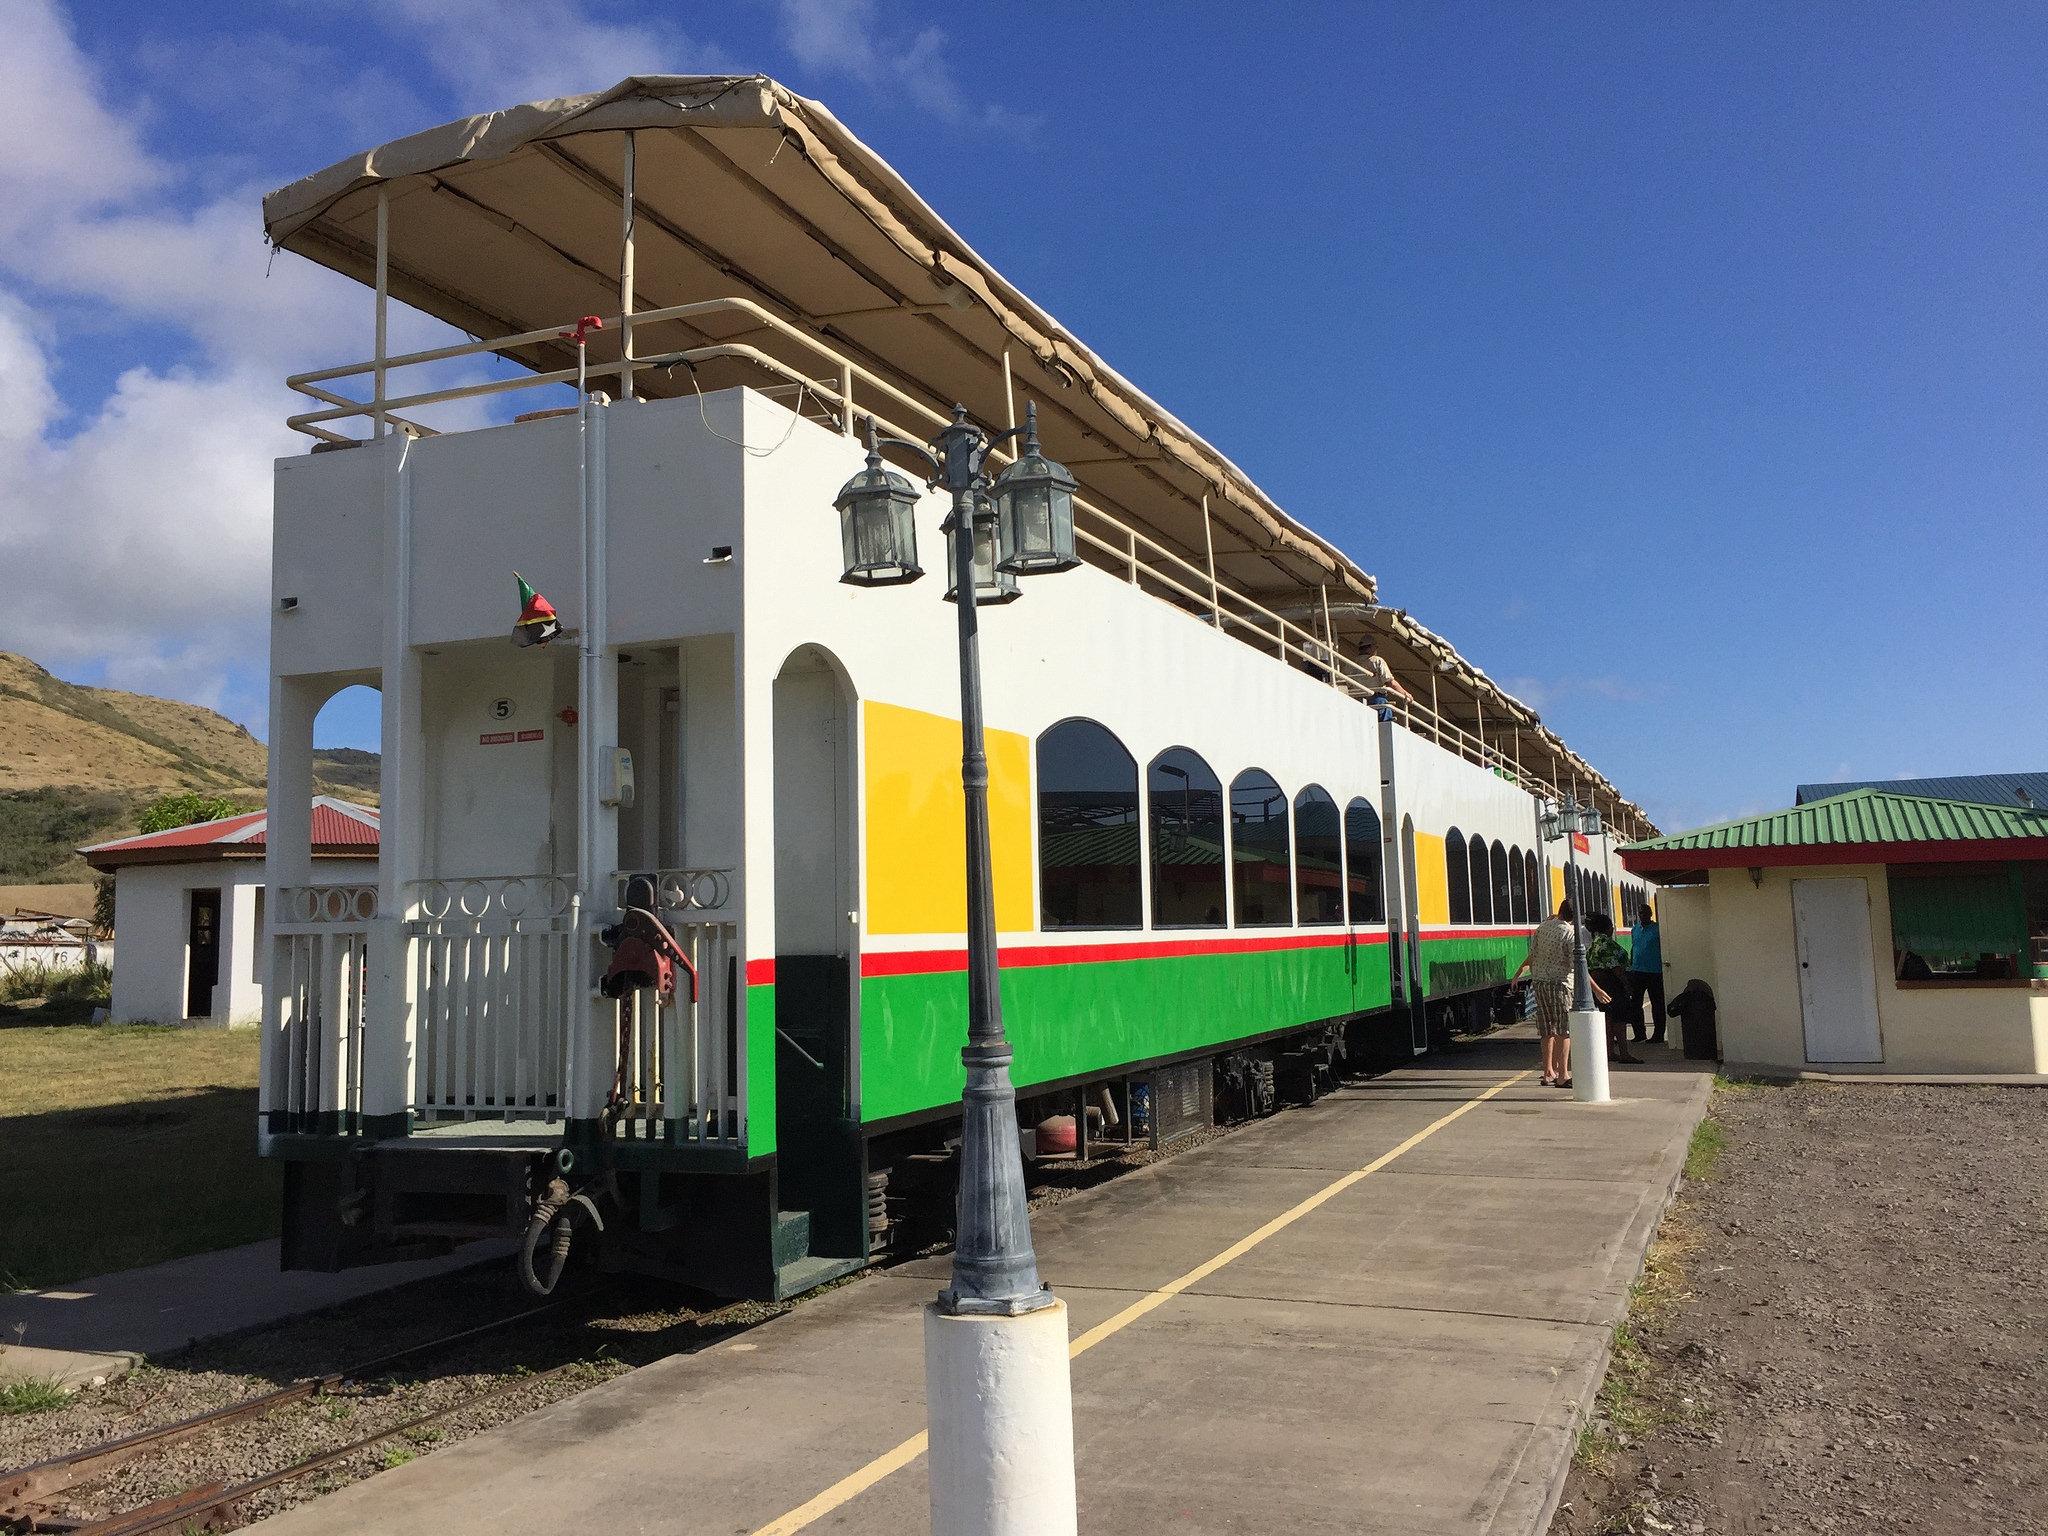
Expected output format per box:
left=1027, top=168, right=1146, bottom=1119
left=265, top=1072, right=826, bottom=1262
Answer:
left=0, top=0, right=161, bottom=241
left=775, top=0, right=1036, bottom=134
left=0, top=1, right=395, bottom=723
left=0, top=0, right=532, bottom=729
left=0, top=0, right=1022, bottom=738
left=364, top=0, right=734, bottom=110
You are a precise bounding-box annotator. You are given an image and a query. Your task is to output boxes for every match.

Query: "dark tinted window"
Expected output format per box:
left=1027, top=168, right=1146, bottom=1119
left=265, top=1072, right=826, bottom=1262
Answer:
left=1469, top=836, right=1493, bottom=924
left=1445, top=828, right=1470, bottom=923
left=1148, top=748, right=1225, bottom=928
left=1526, top=854, right=1543, bottom=921
left=1294, top=786, right=1344, bottom=925
left=1345, top=799, right=1384, bottom=923
left=1491, top=842, right=1512, bottom=924
left=1036, top=718, right=1141, bottom=930
left=1508, top=847, right=1528, bottom=923
left=1230, top=769, right=1291, bottom=926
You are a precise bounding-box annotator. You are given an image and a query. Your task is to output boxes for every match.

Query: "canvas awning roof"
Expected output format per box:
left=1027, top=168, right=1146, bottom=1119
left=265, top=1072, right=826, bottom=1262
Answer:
left=264, top=74, right=1646, bottom=831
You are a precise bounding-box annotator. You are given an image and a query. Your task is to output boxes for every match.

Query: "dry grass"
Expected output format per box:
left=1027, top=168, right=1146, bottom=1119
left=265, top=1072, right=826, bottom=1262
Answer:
left=0, top=1025, right=279, bottom=1290
left=1575, top=1097, right=1723, bottom=1475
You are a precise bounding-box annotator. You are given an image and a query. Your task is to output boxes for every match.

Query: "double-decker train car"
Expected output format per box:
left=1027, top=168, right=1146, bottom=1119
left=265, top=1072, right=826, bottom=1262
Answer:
left=256, top=76, right=1654, bottom=1300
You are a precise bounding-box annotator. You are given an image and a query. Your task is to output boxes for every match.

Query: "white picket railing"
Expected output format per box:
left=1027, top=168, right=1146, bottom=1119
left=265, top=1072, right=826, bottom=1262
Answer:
left=406, top=875, right=577, bottom=1123
left=267, top=884, right=376, bottom=1130
left=607, top=869, right=742, bottom=1147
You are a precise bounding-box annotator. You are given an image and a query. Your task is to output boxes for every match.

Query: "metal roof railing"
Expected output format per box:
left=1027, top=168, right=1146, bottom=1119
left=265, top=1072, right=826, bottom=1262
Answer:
left=282, top=297, right=1650, bottom=839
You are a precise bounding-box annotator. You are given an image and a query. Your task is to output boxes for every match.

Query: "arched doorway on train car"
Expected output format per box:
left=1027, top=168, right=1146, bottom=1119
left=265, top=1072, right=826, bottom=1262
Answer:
left=769, top=646, right=863, bottom=1264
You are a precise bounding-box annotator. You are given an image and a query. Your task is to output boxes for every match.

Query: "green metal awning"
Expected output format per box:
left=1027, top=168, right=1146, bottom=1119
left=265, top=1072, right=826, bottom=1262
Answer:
left=1620, top=788, right=2048, bottom=878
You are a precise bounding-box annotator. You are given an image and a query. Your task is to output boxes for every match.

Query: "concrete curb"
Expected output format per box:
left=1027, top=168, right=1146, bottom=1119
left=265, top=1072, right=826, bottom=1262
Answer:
left=1724, top=1063, right=2048, bottom=1087
left=0, top=1343, right=141, bottom=1392
left=1521, top=1072, right=1715, bottom=1536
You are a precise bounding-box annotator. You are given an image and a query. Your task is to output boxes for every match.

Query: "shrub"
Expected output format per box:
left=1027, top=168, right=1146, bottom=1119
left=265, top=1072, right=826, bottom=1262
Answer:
left=0, top=959, right=108, bottom=1006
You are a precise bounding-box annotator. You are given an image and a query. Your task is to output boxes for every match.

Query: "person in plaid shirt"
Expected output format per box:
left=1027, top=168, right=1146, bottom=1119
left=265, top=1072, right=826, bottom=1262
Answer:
left=1512, top=900, right=1582, bottom=1087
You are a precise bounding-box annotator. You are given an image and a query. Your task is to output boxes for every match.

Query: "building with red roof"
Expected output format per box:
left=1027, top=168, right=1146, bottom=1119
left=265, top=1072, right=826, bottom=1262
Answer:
left=80, top=798, right=378, bottom=1026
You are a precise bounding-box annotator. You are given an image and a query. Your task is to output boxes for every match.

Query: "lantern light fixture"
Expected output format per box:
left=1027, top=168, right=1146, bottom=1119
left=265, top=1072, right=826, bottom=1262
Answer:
left=834, top=419, right=925, bottom=586
left=944, top=491, right=1021, bottom=606
left=991, top=403, right=1079, bottom=575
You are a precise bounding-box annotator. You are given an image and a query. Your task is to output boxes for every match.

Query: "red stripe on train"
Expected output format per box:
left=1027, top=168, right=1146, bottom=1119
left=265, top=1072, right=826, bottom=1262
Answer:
left=744, top=925, right=1539, bottom=983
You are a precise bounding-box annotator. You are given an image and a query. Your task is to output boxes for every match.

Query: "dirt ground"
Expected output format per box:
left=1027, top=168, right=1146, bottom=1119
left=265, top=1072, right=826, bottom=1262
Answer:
left=1556, top=1079, right=2048, bottom=1536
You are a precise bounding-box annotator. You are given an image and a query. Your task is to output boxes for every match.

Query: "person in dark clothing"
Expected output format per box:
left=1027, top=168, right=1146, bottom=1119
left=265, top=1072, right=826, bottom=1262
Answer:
left=1628, top=901, right=1665, bottom=1044
left=1585, top=913, right=1642, bottom=1064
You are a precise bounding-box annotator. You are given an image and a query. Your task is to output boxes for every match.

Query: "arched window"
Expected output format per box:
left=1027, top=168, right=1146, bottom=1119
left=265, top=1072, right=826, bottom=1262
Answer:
left=1036, top=719, right=1141, bottom=931
left=1469, top=835, right=1493, bottom=924
left=1508, top=848, right=1528, bottom=924
left=1148, top=748, right=1226, bottom=928
left=1526, top=853, right=1543, bottom=921
left=1490, top=842, right=1512, bottom=925
left=1293, top=786, right=1344, bottom=925
left=1444, top=828, right=1470, bottom=924
left=1230, top=768, right=1291, bottom=926
left=1345, top=799, right=1384, bottom=924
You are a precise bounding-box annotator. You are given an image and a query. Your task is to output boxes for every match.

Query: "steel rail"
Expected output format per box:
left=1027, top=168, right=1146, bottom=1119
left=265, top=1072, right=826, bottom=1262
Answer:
left=51, top=1361, right=592, bottom=1536
left=0, top=1289, right=598, bottom=1519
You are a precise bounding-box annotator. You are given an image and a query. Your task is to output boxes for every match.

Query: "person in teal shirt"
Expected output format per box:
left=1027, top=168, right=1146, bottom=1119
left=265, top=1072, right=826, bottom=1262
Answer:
left=1629, top=902, right=1665, bottom=1045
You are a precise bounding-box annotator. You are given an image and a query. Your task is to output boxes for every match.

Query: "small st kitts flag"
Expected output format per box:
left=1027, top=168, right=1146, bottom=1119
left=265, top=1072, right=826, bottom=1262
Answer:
left=512, top=573, right=561, bottom=648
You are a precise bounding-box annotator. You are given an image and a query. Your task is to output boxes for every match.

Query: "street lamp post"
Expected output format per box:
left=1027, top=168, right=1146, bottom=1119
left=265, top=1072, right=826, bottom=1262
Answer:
left=1540, top=793, right=1610, bottom=1103
left=834, top=402, right=1080, bottom=1536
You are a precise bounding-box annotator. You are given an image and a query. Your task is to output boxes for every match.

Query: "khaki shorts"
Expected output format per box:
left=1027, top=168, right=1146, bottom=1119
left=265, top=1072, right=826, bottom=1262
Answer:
left=1533, top=981, right=1572, bottom=1038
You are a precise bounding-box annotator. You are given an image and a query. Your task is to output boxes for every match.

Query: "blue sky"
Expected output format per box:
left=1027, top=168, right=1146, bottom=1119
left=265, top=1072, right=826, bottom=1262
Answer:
left=5, top=2, right=2044, bottom=831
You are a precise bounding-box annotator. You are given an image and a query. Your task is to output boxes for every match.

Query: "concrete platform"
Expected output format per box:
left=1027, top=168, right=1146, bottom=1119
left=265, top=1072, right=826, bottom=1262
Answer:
left=252, top=1034, right=1711, bottom=1536
left=0, top=1239, right=513, bottom=1361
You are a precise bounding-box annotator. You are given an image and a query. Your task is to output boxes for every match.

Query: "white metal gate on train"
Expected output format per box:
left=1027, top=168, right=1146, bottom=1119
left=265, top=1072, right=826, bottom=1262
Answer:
left=267, top=870, right=741, bottom=1144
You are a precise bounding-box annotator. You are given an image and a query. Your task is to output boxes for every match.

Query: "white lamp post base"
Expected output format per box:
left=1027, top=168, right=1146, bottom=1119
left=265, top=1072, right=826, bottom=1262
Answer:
left=1569, top=1009, right=1611, bottom=1102
left=925, top=1297, right=1078, bottom=1536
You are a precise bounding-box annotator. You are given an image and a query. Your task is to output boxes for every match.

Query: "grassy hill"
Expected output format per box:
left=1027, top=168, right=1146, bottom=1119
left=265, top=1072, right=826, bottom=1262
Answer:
left=0, top=655, right=376, bottom=884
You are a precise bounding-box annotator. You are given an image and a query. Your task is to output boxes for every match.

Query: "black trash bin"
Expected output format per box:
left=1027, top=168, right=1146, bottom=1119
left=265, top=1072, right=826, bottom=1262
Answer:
left=1670, top=979, right=1718, bottom=1060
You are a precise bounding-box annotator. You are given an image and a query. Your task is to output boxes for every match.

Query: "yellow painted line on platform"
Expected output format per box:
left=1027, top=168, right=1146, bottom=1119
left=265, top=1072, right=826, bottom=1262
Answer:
left=748, top=1069, right=1532, bottom=1536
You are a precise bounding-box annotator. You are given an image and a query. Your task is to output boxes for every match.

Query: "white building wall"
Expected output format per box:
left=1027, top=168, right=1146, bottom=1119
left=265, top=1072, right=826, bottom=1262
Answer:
left=111, top=858, right=376, bottom=1027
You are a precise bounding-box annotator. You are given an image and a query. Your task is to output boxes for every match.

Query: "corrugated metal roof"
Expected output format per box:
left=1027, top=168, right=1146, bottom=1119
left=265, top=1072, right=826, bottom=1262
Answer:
left=1624, top=789, right=2048, bottom=855
left=1793, top=771, right=2048, bottom=808
left=81, top=797, right=379, bottom=869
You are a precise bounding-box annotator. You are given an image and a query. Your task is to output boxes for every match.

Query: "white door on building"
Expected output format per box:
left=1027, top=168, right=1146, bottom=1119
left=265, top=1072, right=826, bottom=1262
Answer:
left=1792, top=877, right=1882, bottom=1063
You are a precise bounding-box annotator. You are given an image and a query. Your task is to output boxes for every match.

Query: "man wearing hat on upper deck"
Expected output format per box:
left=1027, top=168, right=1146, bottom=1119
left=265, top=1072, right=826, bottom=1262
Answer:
left=1356, top=637, right=1412, bottom=706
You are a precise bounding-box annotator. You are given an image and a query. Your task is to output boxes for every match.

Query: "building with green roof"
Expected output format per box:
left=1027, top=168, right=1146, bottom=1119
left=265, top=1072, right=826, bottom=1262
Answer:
left=1618, top=790, right=2048, bottom=1078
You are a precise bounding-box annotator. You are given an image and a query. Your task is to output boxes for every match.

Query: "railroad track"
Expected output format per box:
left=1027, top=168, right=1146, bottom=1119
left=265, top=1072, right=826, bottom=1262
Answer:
left=0, top=1288, right=607, bottom=1535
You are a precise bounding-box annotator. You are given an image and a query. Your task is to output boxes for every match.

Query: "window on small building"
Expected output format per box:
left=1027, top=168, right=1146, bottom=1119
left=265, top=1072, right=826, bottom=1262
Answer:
left=1508, top=847, right=1528, bottom=924
left=1036, top=718, right=1142, bottom=931
left=1293, top=786, right=1345, bottom=925
left=1526, top=854, right=1543, bottom=919
left=1888, top=863, right=2032, bottom=983
left=1230, top=769, right=1291, bottom=926
left=1346, top=799, right=1384, bottom=924
left=1469, top=836, right=1493, bottom=924
left=1491, top=842, right=1512, bottom=924
left=1445, top=828, right=1470, bottom=924
left=1148, top=747, right=1226, bottom=928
